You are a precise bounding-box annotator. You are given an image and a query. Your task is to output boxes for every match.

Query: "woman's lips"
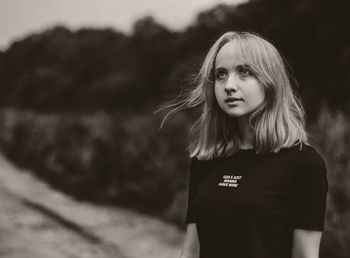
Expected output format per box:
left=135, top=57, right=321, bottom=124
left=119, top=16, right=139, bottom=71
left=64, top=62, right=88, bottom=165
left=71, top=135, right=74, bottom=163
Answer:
left=225, top=97, right=243, bottom=103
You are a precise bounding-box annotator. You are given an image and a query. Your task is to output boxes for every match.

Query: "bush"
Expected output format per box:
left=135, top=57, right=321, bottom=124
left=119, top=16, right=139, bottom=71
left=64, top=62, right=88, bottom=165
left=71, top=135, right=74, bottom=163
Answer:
left=0, top=108, right=191, bottom=225
left=309, top=107, right=350, bottom=258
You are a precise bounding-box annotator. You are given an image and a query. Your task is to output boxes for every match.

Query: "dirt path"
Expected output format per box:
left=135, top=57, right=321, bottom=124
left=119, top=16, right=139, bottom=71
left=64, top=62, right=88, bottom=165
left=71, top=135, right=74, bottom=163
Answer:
left=0, top=154, right=184, bottom=258
left=0, top=187, right=119, bottom=258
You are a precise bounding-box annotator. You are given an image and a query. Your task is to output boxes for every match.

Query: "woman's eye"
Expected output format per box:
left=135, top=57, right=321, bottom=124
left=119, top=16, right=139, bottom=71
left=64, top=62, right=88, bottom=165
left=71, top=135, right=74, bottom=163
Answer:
left=215, top=70, right=227, bottom=80
left=237, top=65, right=252, bottom=77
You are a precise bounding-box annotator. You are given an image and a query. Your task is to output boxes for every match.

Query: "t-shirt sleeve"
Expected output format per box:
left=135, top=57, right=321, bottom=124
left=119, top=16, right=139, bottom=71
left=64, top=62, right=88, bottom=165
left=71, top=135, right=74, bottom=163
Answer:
left=291, top=147, right=328, bottom=231
left=184, top=157, right=199, bottom=224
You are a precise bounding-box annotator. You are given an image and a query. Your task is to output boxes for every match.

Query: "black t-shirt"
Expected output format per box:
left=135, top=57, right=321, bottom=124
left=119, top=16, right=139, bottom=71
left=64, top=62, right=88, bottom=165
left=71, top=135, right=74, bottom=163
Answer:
left=184, top=143, right=328, bottom=258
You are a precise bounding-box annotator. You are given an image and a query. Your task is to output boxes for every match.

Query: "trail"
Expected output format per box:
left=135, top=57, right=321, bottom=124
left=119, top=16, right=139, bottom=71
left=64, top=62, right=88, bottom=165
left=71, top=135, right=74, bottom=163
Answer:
left=0, top=154, right=184, bottom=258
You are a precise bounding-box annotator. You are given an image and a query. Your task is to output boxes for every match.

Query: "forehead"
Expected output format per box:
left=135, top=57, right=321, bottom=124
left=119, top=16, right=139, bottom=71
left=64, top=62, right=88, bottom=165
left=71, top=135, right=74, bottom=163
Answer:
left=215, top=40, right=248, bottom=68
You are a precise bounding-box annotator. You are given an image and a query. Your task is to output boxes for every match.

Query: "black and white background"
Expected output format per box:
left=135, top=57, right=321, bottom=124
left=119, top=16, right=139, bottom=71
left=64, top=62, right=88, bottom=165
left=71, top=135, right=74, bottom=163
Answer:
left=0, top=0, right=349, bottom=257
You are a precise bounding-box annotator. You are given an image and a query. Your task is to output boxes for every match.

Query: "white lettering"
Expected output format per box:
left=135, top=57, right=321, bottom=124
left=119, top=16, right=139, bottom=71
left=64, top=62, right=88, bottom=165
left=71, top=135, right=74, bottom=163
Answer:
left=218, top=174, right=243, bottom=188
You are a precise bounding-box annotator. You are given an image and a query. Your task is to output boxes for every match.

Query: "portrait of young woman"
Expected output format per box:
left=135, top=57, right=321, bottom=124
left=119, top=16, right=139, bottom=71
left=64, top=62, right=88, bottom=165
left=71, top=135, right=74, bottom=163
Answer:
left=162, top=31, right=328, bottom=258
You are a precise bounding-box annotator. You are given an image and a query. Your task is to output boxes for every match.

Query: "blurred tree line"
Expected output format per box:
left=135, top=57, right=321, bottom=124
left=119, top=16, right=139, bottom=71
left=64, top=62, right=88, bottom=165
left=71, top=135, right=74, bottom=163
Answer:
left=0, top=0, right=349, bottom=257
left=0, top=0, right=349, bottom=115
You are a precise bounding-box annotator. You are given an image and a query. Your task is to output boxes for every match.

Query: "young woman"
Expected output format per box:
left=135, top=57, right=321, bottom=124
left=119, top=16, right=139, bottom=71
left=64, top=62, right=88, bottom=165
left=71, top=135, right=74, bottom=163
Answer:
left=161, top=31, right=328, bottom=258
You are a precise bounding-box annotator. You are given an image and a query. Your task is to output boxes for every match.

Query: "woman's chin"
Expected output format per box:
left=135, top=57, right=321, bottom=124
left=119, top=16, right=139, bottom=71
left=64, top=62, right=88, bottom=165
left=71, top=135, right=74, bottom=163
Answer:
left=224, top=109, right=245, bottom=118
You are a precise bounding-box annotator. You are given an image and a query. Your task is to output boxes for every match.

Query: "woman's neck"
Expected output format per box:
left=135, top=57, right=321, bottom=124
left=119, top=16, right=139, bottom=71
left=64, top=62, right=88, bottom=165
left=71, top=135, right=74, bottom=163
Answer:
left=238, top=116, right=254, bottom=149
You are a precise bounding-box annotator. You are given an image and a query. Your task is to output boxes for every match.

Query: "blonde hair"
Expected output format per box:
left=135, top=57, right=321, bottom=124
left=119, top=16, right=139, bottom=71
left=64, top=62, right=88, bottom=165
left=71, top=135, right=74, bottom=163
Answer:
left=156, top=31, right=307, bottom=160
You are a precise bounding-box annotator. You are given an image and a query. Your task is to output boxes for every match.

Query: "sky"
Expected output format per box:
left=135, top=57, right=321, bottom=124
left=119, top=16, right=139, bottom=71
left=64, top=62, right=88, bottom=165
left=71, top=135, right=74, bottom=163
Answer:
left=0, top=0, right=247, bottom=51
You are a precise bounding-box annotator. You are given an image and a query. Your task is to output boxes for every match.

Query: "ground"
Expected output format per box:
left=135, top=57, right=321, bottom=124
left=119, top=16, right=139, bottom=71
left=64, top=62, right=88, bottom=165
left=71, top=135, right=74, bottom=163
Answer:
left=0, top=154, right=184, bottom=258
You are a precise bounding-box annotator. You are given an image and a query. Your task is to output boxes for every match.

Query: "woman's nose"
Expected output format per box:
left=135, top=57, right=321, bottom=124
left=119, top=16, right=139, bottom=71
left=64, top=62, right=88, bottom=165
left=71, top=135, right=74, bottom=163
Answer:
left=224, top=73, right=238, bottom=94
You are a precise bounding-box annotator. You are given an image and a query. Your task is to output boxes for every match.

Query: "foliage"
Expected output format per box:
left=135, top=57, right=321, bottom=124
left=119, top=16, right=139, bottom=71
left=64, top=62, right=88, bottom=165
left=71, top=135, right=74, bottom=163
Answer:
left=0, top=109, right=192, bottom=225
left=309, top=108, right=350, bottom=258
left=0, top=0, right=349, bottom=114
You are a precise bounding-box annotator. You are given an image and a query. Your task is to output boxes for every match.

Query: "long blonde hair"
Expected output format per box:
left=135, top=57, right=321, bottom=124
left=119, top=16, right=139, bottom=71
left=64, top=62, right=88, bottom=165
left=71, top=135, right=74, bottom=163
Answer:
left=157, top=31, right=307, bottom=160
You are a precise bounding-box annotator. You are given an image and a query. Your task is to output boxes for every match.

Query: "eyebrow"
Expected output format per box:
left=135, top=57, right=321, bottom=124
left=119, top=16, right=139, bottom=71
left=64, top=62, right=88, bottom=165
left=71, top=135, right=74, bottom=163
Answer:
left=215, top=63, right=251, bottom=70
left=214, top=66, right=227, bottom=71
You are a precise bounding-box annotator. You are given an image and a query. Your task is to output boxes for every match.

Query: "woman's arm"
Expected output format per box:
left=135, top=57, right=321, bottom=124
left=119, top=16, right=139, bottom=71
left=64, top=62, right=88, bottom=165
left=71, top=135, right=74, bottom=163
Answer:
left=179, top=223, right=200, bottom=258
left=291, top=229, right=322, bottom=258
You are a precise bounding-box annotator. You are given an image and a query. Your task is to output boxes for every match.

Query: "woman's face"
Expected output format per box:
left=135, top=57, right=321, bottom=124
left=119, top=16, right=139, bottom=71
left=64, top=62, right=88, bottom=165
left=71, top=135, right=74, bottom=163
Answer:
left=214, top=41, right=265, bottom=118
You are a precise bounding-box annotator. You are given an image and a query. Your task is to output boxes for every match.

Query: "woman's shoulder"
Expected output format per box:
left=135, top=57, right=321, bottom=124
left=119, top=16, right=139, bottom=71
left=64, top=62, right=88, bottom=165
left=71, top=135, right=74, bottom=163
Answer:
left=293, top=143, right=325, bottom=163
left=281, top=142, right=323, bottom=158
left=287, top=143, right=327, bottom=176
